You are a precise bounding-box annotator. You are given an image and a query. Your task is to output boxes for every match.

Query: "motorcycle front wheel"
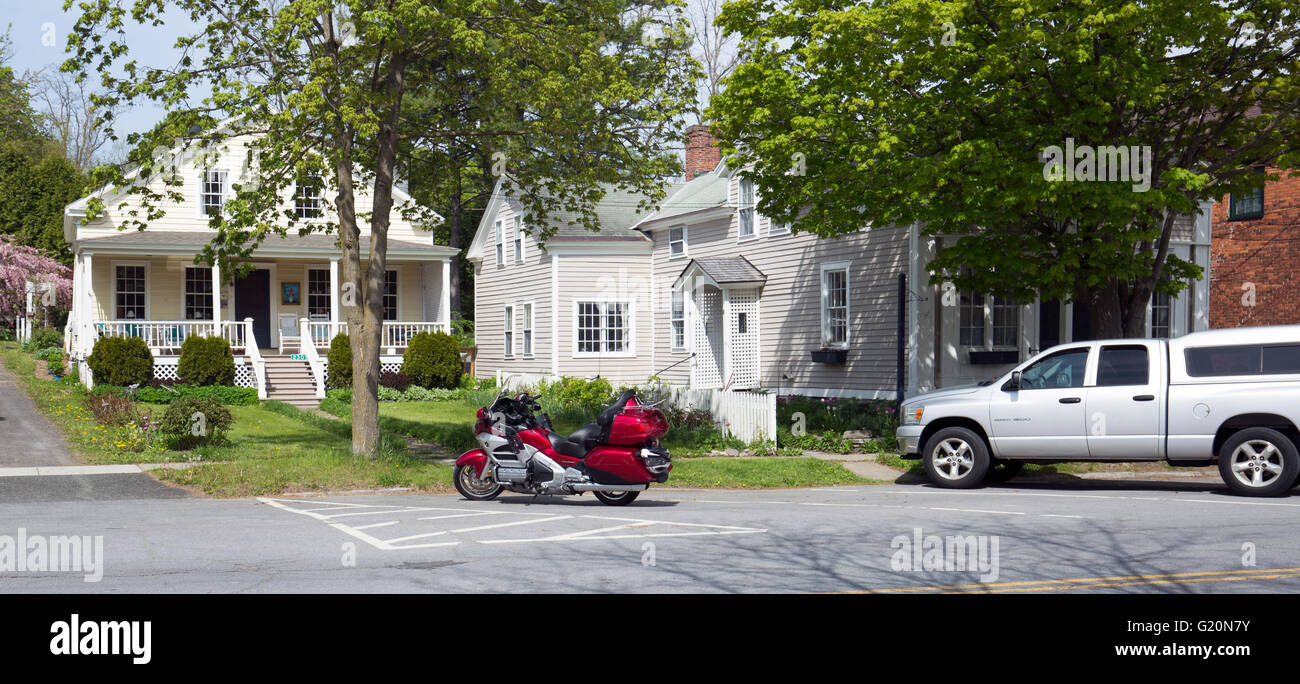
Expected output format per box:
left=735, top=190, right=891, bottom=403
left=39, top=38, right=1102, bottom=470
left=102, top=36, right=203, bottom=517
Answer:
left=454, top=463, right=504, bottom=501
left=594, top=490, right=640, bottom=506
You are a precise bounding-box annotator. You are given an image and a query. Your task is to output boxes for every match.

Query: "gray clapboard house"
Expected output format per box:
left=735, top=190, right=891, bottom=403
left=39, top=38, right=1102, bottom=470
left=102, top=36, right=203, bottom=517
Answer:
left=468, top=126, right=1212, bottom=401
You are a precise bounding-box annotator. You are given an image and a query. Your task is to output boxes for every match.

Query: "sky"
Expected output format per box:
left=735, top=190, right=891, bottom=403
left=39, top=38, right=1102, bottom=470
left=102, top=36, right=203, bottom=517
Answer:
left=2, top=0, right=198, bottom=140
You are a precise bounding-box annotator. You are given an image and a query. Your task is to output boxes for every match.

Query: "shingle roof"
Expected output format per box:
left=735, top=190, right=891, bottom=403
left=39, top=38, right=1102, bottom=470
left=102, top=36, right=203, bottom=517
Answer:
left=77, top=230, right=457, bottom=256
left=632, top=171, right=728, bottom=228
left=678, top=256, right=767, bottom=285
left=529, top=183, right=679, bottom=242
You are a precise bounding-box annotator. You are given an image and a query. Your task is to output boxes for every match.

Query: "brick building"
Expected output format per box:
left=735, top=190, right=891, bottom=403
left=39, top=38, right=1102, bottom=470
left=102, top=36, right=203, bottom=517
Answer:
left=1210, top=168, right=1300, bottom=328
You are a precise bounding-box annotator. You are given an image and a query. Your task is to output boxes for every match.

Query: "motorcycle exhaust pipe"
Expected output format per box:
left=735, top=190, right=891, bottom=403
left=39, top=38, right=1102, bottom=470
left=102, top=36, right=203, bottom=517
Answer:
left=568, top=483, right=649, bottom=493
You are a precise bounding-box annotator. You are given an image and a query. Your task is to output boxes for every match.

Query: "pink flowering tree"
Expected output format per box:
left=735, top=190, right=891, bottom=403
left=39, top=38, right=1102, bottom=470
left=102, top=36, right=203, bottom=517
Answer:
left=0, top=235, right=73, bottom=328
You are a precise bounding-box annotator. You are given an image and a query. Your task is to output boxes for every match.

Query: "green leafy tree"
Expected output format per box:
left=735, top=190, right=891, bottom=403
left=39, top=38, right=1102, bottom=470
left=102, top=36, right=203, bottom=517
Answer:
left=63, top=0, right=699, bottom=456
left=711, top=0, right=1300, bottom=338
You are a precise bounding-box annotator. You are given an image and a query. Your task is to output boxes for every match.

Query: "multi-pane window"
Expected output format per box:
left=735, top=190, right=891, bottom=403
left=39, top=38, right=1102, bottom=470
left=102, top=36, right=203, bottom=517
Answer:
left=522, top=302, right=533, bottom=357
left=295, top=177, right=323, bottom=218
left=504, top=305, right=515, bottom=357
left=576, top=301, right=630, bottom=354
left=770, top=220, right=791, bottom=235
left=671, top=290, right=686, bottom=351
left=200, top=169, right=226, bottom=217
left=991, top=296, right=1018, bottom=348
left=307, top=269, right=331, bottom=319
left=959, top=291, right=985, bottom=347
left=738, top=178, right=755, bottom=239
left=821, top=266, right=849, bottom=347
left=1229, top=167, right=1265, bottom=220
left=669, top=226, right=687, bottom=258
left=382, top=270, right=398, bottom=321
left=495, top=219, right=504, bottom=266
left=115, top=265, right=146, bottom=320
left=513, top=216, right=524, bottom=264
left=184, top=267, right=213, bottom=320
left=1150, top=291, right=1171, bottom=338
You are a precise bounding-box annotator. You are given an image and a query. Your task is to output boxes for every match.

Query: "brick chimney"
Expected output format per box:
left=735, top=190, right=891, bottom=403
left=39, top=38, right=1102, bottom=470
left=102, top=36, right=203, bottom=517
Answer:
left=684, top=123, right=721, bottom=181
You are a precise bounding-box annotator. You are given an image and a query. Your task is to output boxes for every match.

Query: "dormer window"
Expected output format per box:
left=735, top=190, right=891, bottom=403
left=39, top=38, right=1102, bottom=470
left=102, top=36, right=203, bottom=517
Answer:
left=200, top=169, right=227, bottom=217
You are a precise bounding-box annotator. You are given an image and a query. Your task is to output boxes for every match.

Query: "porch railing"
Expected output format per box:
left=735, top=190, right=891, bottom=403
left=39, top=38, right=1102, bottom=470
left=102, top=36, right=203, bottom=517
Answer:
left=306, top=321, right=450, bottom=354
left=94, top=320, right=250, bottom=354
left=243, top=318, right=267, bottom=400
left=300, top=317, right=326, bottom=399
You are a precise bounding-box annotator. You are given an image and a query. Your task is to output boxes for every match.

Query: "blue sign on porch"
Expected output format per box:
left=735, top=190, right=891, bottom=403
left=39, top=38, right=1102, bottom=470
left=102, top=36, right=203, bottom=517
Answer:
left=290, top=354, right=307, bottom=361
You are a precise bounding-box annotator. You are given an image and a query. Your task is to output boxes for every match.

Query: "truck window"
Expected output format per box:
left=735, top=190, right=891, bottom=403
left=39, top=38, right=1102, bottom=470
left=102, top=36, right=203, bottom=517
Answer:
left=1019, top=348, right=1089, bottom=390
left=1097, top=345, right=1150, bottom=386
left=1262, top=344, right=1300, bottom=374
left=1186, top=345, right=1261, bottom=376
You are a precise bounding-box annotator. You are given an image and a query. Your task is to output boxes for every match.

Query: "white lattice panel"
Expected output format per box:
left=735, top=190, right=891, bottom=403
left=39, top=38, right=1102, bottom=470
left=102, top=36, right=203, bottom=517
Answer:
left=153, top=360, right=180, bottom=382
left=381, top=361, right=402, bottom=375
left=727, top=289, right=760, bottom=389
left=691, top=286, right=723, bottom=388
left=233, top=359, right=256, bottom=388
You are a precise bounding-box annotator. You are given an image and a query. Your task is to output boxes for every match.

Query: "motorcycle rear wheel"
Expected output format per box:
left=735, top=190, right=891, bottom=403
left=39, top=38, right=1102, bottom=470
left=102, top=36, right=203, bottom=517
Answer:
left=454, top=463, right=504, bottom=501
left=594, top=490, right=640, bottom=506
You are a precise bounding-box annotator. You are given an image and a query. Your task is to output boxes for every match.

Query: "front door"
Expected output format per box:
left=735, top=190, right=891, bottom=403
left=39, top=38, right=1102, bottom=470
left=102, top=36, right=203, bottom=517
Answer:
left=988, top=345, right=1092, bottom=458
left=234, top=269, right=271, bottom=349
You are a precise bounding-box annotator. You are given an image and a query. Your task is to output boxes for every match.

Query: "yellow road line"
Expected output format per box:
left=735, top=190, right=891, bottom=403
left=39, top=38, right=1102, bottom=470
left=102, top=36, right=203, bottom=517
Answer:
left=962, top=570, right=1300, bottom=593
left=838, top=567, right=1300, bottom=594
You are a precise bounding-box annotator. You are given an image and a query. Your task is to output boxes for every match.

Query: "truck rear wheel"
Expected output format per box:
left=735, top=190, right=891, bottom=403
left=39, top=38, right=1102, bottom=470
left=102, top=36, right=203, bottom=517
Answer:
left=1218, top=428, right=1299, bottom=497
left=922, top=427, right=991, bottom=489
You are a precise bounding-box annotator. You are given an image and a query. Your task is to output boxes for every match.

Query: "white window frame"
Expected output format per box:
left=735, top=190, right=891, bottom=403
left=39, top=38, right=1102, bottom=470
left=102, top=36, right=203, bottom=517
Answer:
left=957, top=288, right=1019, bottom=351
left=769, top=216, right=791, bottom=235
left=182, top=266, right=214, bottom=321
left=503, top=304, right=515, bottom=358
left=513, top=216, right=525, bottom=265
left=294, top=177, right=324, bottom=219
left=306, top=267, right=332, bottom=320
left=670, top=289, right=687, bottom=352
left=820, top=261, right=850, bottom=348
left=495, top=218, right=505, bottom=267
left=572, top=299, right=635, bottom=358
left=738, top=177, right=756, bottom=241
left=521, top=301, right=534, bottom=357
left=382, top=268, right=399, bottom=321
left=669, top=225, right=688, bottom=259
left=199, top=168, right=228, bottom=218
left=1149, top=291, right=1172, bottom=338
left=113, top=261, right=150, bottom=321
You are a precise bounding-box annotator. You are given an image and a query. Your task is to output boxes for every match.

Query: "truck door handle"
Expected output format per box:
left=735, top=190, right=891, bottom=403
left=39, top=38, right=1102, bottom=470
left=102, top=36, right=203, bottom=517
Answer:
left=1133, top=394, right=1155, bottom=401
left=1059, top=397, right=1081, bottom=404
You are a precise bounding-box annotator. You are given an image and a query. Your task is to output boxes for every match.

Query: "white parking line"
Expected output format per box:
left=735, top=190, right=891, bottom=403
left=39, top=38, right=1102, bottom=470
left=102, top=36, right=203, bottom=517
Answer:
left=258, top=498, right=767, bottom=550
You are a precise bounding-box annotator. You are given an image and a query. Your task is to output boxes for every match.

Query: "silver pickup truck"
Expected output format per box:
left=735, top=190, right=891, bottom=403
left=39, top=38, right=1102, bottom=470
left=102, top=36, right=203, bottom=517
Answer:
left=896, top=325, right=1300, bottom=496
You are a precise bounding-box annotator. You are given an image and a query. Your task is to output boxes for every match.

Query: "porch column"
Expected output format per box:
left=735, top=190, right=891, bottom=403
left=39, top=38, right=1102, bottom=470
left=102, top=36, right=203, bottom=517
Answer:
left=440, top=258, right=451, bottom=327
left=81, top=251, right=94, bottom=358
left=329, top=256, right=340, bottom=324
left=211, top=261, right=221, bottom=333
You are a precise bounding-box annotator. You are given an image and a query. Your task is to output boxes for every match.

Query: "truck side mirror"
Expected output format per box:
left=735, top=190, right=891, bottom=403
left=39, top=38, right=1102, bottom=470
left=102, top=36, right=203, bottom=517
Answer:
left=1002, top=371, right=1021, bottom=392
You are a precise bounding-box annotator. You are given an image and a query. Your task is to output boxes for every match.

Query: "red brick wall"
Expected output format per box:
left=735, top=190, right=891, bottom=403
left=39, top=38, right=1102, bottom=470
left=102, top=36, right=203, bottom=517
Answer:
left=684, top=123, right=721, bottom=181
left=1210, top=167, right=1300, bottom=328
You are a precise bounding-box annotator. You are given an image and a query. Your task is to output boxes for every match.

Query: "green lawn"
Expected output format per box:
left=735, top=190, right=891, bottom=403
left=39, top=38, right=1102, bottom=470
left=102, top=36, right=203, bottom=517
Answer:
left=667, top=457, right=867, bottom=488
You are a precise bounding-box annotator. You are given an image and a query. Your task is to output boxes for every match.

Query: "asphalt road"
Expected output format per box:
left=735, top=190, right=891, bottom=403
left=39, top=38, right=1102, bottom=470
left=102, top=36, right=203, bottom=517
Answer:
left=4, top=477, right=1300, bottom=593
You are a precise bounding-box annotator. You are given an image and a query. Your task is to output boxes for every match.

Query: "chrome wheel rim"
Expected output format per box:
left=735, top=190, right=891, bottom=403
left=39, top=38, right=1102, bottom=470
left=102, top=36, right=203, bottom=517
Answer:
left=932, top=438, right=975, bottom=480
left=459, top=466, right=497, bottom=495
left=1229, top=440, right=1285, bottom=488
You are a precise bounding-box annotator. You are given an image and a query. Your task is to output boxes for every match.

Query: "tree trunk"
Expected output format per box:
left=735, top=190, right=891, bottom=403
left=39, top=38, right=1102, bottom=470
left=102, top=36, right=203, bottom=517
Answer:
left=1081, top=280, right=1123, bottom=340
left=448, top=178, right=463, bottom=318
left=330, top=125, right=371, bottom=457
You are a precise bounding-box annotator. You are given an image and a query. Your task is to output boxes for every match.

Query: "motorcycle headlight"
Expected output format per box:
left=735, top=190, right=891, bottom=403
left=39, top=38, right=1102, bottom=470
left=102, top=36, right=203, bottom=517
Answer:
left=902, top=405, right=925, bottom=425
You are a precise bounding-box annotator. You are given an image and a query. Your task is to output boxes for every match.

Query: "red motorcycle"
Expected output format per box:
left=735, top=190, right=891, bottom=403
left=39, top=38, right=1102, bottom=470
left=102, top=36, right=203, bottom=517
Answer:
left=454, top=388, right=672, bottom=505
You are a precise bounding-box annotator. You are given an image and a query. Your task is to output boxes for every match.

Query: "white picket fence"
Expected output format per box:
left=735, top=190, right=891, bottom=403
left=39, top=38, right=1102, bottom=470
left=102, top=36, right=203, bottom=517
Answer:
left=15, top=316, right=31, bottom=344
left=670, top=388, right=777, bottom=444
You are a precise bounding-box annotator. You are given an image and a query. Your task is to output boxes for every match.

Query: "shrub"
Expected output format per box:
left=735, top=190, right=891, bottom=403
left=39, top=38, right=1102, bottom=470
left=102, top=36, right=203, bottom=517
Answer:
left=87, top=336, right=154, bottom=386
left=380, top=371, right=412, bottom=392
left=159, top=397, right=233, bottom=449
left=378, top=385, right=403, bottom=401
left=22, top=327, right=62, bottom=352
left=35, top=346, right=62, bottom=361
left=83, top=392, right=145, bottom=427
left=401, top=331, right=462, bottom=389
left=178, top=336, right=236, bottom=386
left=46, top=357, right=65, bottom=377
left=538, top=376, right=615, bottom=414
left=326, top=388, right=352, bottom=403
left=327, top=333, right=352, bottom=389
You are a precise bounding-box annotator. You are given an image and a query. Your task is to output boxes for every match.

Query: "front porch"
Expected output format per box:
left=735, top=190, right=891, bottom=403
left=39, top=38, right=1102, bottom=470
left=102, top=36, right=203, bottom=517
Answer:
left=675, top=257, right=767, bottom=390
left=66, top=232, right=460, bottom=400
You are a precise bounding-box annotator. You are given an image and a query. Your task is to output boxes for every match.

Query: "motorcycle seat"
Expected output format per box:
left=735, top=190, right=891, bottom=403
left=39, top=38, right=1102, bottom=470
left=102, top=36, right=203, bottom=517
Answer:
left=547, top=430, right=588, bottom=460
left=567, top=423, right=602, bottom=451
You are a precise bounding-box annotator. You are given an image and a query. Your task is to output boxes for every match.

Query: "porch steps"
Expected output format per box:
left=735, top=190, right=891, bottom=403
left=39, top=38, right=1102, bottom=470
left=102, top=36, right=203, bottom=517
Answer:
left=262, top=355, right=320, bottom=410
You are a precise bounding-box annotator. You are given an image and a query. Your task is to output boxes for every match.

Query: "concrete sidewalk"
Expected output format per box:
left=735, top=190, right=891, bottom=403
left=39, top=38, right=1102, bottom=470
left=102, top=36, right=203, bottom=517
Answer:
left=0, top=361, right=76, bottom=467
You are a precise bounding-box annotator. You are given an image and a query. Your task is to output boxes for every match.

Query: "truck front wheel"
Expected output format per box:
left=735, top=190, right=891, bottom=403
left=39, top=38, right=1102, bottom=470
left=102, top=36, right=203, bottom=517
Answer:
left=1218, top=427, right=1299, bottom=497
left=922, top=427, right=991, bottom=489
